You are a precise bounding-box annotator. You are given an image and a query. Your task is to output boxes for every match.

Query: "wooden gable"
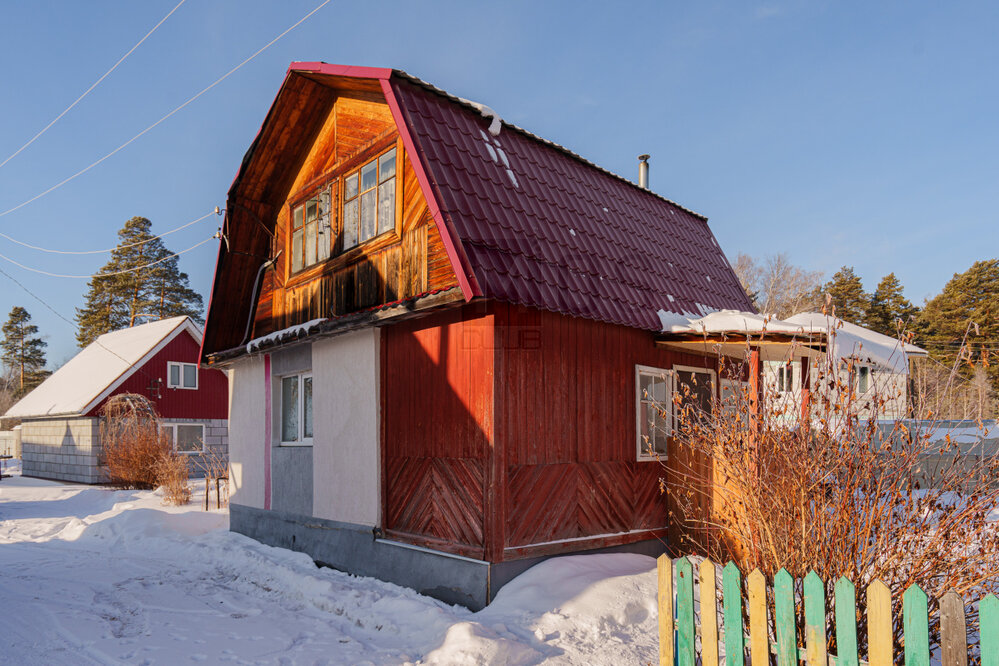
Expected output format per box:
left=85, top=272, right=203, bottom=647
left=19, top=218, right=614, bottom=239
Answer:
left=204, top=70, right=460, bottom=358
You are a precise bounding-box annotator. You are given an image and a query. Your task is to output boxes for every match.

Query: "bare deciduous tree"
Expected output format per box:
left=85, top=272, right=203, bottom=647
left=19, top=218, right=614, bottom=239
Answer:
left=730, top=252, right=824, bottom=318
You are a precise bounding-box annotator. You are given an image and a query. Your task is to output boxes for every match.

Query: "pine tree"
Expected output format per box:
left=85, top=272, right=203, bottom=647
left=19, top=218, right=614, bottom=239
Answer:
left=75, top=217, right=204, bottom=347
left=822, top=266, right=869, bottom=324
left=917, top=259, right=999, bottom=390
left=865, top=272, right=919, bottom=336
left=1, top=306, right=49, bottom=396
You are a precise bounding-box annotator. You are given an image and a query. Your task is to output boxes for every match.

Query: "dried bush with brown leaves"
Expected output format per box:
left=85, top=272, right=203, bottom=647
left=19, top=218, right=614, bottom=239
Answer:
left=194, top=443, right=229, bottom=509
left=100, top=394, right=190, bottom=504
left=660, top=320, right=999, bottom=655
left=155, top=451, right=191, bottom=505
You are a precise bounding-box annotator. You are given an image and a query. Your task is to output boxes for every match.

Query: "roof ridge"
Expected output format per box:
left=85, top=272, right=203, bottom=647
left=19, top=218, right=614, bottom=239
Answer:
left=390, top=69, right=709, bottom=222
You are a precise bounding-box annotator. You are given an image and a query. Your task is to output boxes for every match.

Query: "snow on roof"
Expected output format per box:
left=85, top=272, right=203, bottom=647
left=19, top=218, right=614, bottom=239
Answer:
left=666, top=310, right=927, bottom=373
left=5, top=316, right=196, bottom=419
left=784, top=312, right=926, bottom=373
left=666, top=309, right=808, bottom=336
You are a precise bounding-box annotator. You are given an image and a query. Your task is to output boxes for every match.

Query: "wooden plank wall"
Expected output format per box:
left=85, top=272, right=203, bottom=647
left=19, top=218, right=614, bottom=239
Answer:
left=381, top=303, right=494, bottom=559
left=251, top=91, right=458, bottom=339
left=493, top=302, right=717, bottom=560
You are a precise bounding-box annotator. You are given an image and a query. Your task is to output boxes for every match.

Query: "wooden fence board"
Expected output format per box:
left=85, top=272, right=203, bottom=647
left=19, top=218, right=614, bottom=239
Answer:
left=701, top=559, right=719, bottom=666
left=867, top=579, right=893, bottom=666
left=677, top=557, right=695, bottom=666
left=903, top=584, right=930, bottom=666
left=803, top=571, right=827, bottom=666
left=940, top=590, right=967, bottom=666
left=723, top=562, right=745, bottom=666
left=980, top=595, right=999, bottom=666
left=748, top=569, right=768, bottom=666
left=774, top=569, right=797, bottom=666
left=658, top=554, right=673, bottom=666
left=835, top=577, right=859, bottom=666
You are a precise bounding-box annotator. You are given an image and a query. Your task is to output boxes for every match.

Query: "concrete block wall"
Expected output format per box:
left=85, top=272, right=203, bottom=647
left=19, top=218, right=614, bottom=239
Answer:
left=20, top=417, right=103, bottom=483
left=161, top=418, right=229, bottom=479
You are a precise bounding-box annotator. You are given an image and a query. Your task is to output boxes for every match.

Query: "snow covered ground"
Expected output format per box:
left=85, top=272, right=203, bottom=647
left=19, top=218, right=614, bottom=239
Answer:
left=0, top=461, right=660, bottom=665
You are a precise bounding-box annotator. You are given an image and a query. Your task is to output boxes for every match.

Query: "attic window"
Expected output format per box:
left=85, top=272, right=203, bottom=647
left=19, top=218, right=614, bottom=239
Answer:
left=167, top=362, right=198, bottom=390
left=342, top=147, right=396, bottom=250
left=291, top=189, right=331, bottom=272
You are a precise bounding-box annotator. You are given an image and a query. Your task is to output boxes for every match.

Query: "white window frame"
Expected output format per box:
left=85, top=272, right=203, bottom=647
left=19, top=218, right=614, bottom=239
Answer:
left=857, top=365, right=873, bottom=394
left=167, top=362, right=198, bottom=390
left=673, top=365, right=718, bottom=431
left=279, top=372, right=313, bottom=447
left=161, top=422, right=205, bottom=455
left=636, top=364, right=674, bottom=462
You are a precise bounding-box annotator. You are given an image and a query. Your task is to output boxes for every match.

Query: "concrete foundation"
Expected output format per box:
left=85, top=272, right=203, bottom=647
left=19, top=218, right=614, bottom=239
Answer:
left=230, top=503, right=668, bottom=610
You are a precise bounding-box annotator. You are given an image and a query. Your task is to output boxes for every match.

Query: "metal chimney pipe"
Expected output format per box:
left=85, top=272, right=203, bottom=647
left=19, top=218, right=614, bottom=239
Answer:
left=638, top=154, right=650, bottom=189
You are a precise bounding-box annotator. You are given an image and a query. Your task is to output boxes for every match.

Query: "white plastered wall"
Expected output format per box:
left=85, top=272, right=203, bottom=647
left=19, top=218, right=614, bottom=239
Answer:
left=312, top=329, right=381, bottom=526
left=228, top=357, right=266, bottom=509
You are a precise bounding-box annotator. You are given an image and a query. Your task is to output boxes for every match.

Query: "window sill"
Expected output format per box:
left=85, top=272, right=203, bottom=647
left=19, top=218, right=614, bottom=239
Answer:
left=167, top=386, right=198, bottom=391
left=278, top=441, right=313, bottom=447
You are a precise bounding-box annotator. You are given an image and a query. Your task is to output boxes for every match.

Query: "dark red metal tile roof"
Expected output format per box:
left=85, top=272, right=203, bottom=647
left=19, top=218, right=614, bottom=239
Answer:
left=390, top=75, right=754, bottom=331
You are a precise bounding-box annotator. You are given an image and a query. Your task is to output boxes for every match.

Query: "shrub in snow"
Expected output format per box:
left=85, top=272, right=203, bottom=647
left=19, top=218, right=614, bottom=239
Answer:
left=100, top=393, right=190, bottom=504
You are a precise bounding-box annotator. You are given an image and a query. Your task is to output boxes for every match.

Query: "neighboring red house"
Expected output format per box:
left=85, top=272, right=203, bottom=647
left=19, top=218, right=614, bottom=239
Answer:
left=7, top=316, right=228, bottom=483
left=200, top=63, right=754, bottom=609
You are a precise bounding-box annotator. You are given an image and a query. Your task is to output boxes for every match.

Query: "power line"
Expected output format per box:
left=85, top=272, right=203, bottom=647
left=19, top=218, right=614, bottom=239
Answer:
left=0, top=209, right=217, bottom=255
left=0, top=0, right=332, bottom=219
left=0, top=0, right=187, bottom=171
left=0, top=236, right=217, bottom=279
left=0, top=264, right=169, bottom=387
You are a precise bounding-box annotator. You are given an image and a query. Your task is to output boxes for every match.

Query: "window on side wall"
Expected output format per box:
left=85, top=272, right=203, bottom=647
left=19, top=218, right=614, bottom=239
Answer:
left=341, top=147, right=396, bottom=250
left=290, top=189, right=332, bottom=273
left=636, top=365, right=672, bottom=461
left=161, top=423, right=205, bottom=454
left=280, top=372, right=313, bottom=445
left=718, top=378, right=749, bottom=414
left=167, top=362, right=198, bottom=389
left=776, top=363, right=794, bottom=393
left=674, top=366, right=715, bottom=432
left=857, top=366, right=872, bottom=393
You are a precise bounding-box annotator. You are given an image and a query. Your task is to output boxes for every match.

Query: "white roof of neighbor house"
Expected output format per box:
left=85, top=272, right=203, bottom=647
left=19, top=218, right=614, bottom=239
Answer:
left=5, top=316, right=199, bottom=419
left=784, top=312, right=926, bottom=373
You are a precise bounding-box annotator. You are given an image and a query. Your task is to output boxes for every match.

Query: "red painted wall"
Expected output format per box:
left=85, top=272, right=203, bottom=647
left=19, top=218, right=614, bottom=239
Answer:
left=381, top=300, right=721, bottom=562
left=87, top=329, right=229, bottom=419
left=381, top=302, right=494, bottom=559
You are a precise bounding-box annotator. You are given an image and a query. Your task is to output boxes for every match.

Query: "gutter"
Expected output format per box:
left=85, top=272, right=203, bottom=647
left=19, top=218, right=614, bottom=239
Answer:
left=241, top=251, right=282, bottom=346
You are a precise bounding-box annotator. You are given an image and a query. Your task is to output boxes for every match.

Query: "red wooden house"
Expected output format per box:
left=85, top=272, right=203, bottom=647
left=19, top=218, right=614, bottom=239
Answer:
left=201, top=63, right=754, bottom=609
left=7, top=316, right=229, bottom=483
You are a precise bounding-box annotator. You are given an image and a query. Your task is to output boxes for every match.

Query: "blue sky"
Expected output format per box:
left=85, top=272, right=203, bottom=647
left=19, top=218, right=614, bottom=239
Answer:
left=1, top=1, right=996, bottom=366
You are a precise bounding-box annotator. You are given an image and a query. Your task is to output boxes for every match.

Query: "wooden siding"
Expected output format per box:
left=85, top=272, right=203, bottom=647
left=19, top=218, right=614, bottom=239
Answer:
left=86, top=329, right=228, bottom=420
left=381, top=303, right=494, bottom=559
left=493, top=302, right=717, bottom=558
left=252, top=91, right=457, bottom=339
left=379, top=299, right=721, bottom=562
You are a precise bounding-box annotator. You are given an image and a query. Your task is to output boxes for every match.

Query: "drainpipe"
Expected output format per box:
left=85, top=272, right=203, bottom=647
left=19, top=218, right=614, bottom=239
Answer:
left=241, top=251, right=282, bottom=347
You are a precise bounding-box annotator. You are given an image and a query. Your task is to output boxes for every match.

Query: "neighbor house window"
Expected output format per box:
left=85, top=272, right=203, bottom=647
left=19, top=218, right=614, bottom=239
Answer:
left=291, top=189, right=332, bottom=273
left=775, top=363, right=793, bottom=392
left=342, top=147, right=396, bottom=250
left=281, top=372, right=313, bottom=445
left=636, top=365, right=672, bottom=461
left=161, top=423, right=205, bottom=454
left=674, top=366, right=715, bottom=430
left=167, top=362, right=198, bottom=389
left=857, top=366, right=872, bottom=393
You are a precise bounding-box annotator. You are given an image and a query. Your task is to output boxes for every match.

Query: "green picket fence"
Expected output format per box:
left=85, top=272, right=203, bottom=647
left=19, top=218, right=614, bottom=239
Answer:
left=657, top=555, right=999, bottom=666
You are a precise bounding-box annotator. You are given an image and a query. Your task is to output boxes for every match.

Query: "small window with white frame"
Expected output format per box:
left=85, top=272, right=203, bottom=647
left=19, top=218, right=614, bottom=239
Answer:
left=718, top=378, right=749, bottom=414
left=636, top=365, right=673, bottom=461
left=857, top=365, right=872, bottom=393
left=167, top=362, right=198, bottom=390
left=280, top=372, right=313, bottom=445
left=161, top=423, right=205, bottom=454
